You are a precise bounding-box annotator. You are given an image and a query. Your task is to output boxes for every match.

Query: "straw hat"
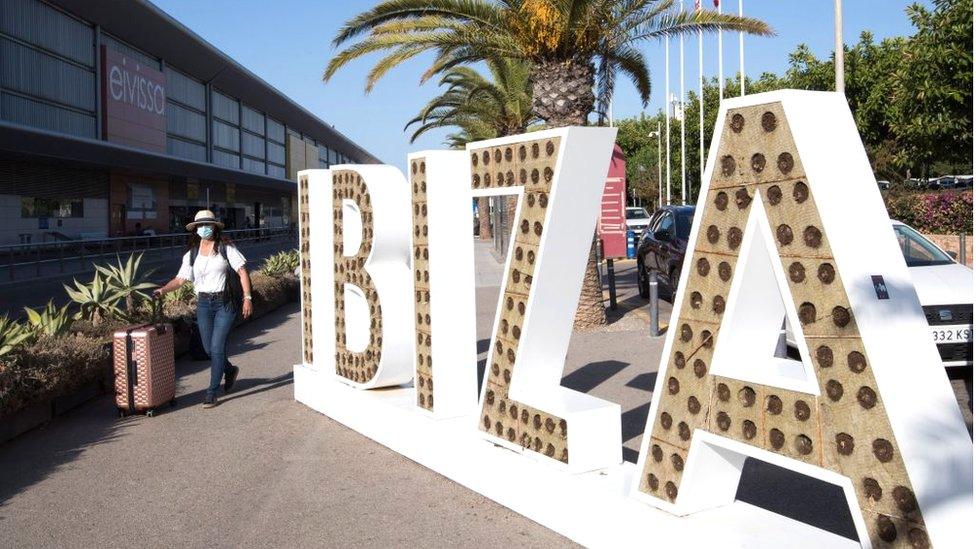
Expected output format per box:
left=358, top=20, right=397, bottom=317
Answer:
left=185, top=209, right=224, bottom=231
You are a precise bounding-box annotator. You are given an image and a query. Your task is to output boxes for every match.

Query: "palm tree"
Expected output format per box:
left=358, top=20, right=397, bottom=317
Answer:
left=326, top=0, right=773, bottom=327
left=405, top=59, right=536, bottom=240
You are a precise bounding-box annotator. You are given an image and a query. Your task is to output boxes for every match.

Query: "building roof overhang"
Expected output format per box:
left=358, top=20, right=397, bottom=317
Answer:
left=0, top=121, right=298, bottom=192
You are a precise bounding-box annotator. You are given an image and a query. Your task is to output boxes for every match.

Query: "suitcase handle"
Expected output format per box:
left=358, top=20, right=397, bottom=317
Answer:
left=152, top=294, right=166, bottom=334
left=125, top=331, right=137, bottom=414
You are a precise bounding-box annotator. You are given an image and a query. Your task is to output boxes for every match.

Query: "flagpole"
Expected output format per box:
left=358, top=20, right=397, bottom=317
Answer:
left=665, top=36, right=671, bottom=205
left=738, top=0, right=745, bottom=96
left=679, top=1, right=686, bottom=205
left=697, top=1, right=704, bottom=185
left=656, top=122, right=663, bottom=208
left=717, top=0, right=724, bottom=100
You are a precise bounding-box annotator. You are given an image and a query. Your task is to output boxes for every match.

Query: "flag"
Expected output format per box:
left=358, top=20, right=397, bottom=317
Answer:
left=713, top=0, right=720, bottom=7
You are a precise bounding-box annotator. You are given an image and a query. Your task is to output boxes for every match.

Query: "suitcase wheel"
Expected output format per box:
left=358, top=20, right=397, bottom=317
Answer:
left=117, top=408, right=126, bottom=418
left=169, top=398, right=178, bottom=407
left=146, top=409, right=155, bottom=418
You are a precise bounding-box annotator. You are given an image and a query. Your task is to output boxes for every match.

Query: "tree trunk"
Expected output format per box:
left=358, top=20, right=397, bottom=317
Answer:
left=530, top=59, right=607, bottom=329
left=530, top=59, right=596, bottom=127
left=477, top=197, right=492, bottom=240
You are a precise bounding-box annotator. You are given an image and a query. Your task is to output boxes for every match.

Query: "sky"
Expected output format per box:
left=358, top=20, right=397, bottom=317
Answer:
left=151, top=0, right=930, bottom=166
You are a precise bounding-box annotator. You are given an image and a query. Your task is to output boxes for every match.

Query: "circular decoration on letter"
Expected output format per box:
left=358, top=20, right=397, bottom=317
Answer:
left=848, top=351, right=867, bottom=373
left=690, top=292, right=703, bottom=309
left=734, top=187, right=751, bottom=209
left=826, top=379, right=844, bottom=401
left=721, top=155, right=736, bottom=177
left=738, top=386, right=756, bottom=407
left=727, top=227, right=743, bottom=249
left=832, top=306, right=851, bottom=327
left=652, top=444, right=663, bottom=462
left=742, top=420, right=757, bottom=440
left=712, top=295, right=726, bottom=314
left=777, top=224, right=794, bottom=245
left=665, top=481, right=678, bottom=501
left=761, top=111, right=777, bottom=132
left=667, top=376, right=680, bottom=395
left=671, top=453, right=685, bottom=471
left=674, top=351, right=686, bottom=369
left=769, top=428, right=785, bottom=449
left=697, top=257, right=711, bottom=276
left=715, top=191, right=729, bottom=210
left=836, top=432, right=854, bottom=456
left=751, top=153, right=766, bottom=173
left=767, top=185, right=783, bottom=205
left=857, top=386, right=877, bottom=409
left=798, top=302, right=817, bottom=325
left=766, top=395, right=783, bottom=415
left=803, top=226, right=823, bottom=248
left=661, top=412, right=673, bottom=430
left=693, top=359, right=707, bottom=378
left=892, top=486, right=918, bottom=514
left=716, top=411, right=731, bottom=431
left=794, top=434, right=813, bottom=455
left=816, top=345, right=834, bottom=367
left=777, top=152, right=794, bottom=174
left=678, top=422, right=691, bottom=441
left=680, top=323, right=693, bottom=342
left=730, top=113, right=745, bottom=133
left=876, top=515, right=897, bottom=543
left=717, top=383, right=731, bottom=402
left=793, top=181, right=809, bottom=203
left=788, top=261, right=805, bottom=283
left=872, top=438, right=894, bottom=462
left=817, top=263, right=835, bottom=284
left=687, top=396, right=701, bottom=414
left=863, top=477, right=882, bottom=501
left=718, top=261, right=732, bottom=281
left=647, top=474, right=659, bottom=491
left=794, top=400, right=811, bottom=421
left=707, top=225, right=720, bottom=244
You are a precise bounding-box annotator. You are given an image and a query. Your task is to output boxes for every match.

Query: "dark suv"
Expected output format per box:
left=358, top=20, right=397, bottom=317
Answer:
left=636, top=205, right=695, bottom=299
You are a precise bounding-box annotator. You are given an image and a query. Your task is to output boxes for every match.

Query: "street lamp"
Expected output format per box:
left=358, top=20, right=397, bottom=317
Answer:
left=648, top=125, right=662, bottom=208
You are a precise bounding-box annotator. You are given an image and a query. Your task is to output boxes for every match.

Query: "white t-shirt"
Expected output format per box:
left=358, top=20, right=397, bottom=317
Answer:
left=177, top=244, right=246, bottom=294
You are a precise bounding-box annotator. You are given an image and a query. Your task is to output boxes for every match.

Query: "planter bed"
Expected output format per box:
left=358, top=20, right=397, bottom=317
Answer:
left=0, top=274, right=298, bottom=444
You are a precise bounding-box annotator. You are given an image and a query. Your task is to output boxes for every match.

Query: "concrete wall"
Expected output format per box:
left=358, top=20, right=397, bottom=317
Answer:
left=0, top=194, right=108, bottom=245
left=925, top=233, right=974, bottom=267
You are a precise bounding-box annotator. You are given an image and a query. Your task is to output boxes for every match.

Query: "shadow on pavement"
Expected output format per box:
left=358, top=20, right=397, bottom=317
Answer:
left=561, top=360, right=628, bottom=393
left=0, top=301, right=298, bottom=507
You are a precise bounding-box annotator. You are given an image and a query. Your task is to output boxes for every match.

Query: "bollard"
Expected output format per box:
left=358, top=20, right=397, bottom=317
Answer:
left=959, top=233, right=967, bottom=265
left=606, top=258, right=617, bottom=310
left=648, top=266, right=662, bottom=337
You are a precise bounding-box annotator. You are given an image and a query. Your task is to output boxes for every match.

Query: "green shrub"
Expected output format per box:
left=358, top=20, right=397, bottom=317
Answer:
left=0, top=316, right=30, bottom=360
left=95, top=253, right=157, bottom=313
left=260, top=250, right=300, bottom=277
left=23, top=300, right=72, bottom=340
left=64, top=272, right=125, bottom=326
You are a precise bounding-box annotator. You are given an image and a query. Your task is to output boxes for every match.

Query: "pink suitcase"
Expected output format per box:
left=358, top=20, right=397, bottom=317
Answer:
left=113, top=318, right=176, bottom=417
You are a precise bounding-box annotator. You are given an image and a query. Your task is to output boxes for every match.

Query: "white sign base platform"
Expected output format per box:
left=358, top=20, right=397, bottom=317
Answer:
left=294, top=363, right=859, bottom=548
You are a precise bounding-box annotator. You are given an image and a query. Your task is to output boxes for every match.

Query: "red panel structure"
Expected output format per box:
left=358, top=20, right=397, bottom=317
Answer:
left=598, top=145, right=627, bottom=258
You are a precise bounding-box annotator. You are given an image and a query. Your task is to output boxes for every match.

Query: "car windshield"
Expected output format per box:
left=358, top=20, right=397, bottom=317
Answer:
left=676, top=211, right=693, bottom=239
left=626, top=209, right=649, bottom=220
left=893, top=224, right=954, bottom=267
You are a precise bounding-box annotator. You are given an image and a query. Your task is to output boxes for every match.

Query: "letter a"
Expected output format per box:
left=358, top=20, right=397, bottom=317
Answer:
left=632, top=91, right=971, bottom=548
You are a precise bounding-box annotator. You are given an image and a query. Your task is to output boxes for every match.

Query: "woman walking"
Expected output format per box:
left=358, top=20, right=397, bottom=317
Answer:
left=156, top=210, right=253, bottom=408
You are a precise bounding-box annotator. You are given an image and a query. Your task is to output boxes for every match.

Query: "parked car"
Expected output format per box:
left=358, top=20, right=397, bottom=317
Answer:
left=635, top=205, right=695, bottom=299
left=634, top=208, right=973, bottom=367
left=953, top=175, right=973, bottom=188
left=877, top=180, right=891, bottom=190
left=625, top=206, right=653, bottom=235
left=892, top=221, right=973, bottom=367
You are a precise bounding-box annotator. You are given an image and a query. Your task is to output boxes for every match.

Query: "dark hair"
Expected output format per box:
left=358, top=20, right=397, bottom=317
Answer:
left=186, top=225, right=233, bottom=251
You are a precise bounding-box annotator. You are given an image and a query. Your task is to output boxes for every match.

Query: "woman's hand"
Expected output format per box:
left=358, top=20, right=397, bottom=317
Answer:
left=242, top=298, right=253, bottom=319
left=153, top=288, right=165, bottom=298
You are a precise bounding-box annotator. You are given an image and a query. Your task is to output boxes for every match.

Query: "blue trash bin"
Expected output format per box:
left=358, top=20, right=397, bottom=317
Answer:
left=626, top=230, right=636, bottom=259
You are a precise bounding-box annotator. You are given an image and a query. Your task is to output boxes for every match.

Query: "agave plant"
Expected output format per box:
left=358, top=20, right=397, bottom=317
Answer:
left=164, top=281, right=196, bottom=304
left=64, top=273, right=124, bottom=326
left=23, top=300, right=73, bottom=339
left=0, top=315, right=30, bottom=359
left=95, top=253, right=158, bottom=313
left=261, top=250, right=301, bottom=277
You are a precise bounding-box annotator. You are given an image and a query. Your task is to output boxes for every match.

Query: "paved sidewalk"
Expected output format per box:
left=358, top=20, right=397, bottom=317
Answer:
left=0, top=304, right=574, bottom=548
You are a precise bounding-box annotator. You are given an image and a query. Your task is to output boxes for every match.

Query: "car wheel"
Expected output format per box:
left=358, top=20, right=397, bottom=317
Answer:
left=637, top=260, right=649, bottom=299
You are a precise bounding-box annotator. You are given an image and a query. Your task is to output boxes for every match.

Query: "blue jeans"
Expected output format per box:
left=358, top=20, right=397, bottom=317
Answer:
left=196, top=294, right=237, bottom=397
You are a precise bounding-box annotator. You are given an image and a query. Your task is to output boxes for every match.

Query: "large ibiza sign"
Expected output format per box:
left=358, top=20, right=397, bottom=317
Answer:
left=294, top=91, right=971, bottom=547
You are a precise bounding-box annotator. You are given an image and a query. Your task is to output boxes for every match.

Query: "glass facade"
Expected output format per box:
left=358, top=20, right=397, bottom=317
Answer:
left=0, top=0, right=368, bottom=180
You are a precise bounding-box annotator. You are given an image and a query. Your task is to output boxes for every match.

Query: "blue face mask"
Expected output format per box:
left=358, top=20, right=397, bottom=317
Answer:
left=196, top=226, right=214, bottom=239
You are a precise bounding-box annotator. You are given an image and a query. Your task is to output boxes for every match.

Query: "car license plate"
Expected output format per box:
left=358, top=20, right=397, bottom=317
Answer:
left=932, top=325, right=974, bottom=343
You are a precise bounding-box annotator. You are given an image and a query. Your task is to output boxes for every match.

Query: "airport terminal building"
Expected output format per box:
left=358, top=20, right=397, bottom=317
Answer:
left=0, top=0, right=377, bottom=245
